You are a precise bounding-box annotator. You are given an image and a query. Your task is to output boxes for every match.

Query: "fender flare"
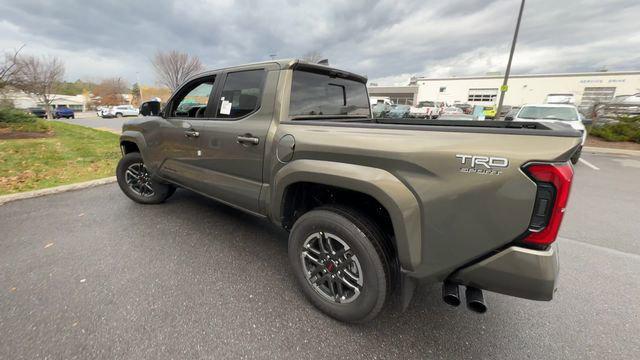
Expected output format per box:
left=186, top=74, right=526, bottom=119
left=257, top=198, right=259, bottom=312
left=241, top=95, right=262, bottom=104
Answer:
left=119, top=131, right=154, bottom=170
left=120, top=131, right=147, bottom=154
left=271, top=159, right=422, bottom=271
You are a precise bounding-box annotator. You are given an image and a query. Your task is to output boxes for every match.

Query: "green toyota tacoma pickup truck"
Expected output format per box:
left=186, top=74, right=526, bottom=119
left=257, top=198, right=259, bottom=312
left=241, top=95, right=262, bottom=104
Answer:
left=117, top=59, right=581, bottom=322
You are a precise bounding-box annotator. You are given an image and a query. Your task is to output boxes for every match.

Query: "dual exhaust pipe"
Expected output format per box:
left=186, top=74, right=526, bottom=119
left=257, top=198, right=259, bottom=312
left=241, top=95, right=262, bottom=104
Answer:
left=442, top=281, right=487, bottom=313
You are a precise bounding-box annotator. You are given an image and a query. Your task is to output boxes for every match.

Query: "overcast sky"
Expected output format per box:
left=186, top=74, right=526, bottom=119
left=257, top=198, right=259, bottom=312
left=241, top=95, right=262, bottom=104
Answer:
left=1, top=0, right=639, bottom=86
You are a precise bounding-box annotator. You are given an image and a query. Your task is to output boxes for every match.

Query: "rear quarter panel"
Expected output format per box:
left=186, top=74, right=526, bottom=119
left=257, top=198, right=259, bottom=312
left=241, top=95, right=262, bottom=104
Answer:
left=272, top=123, right=580, bottom=280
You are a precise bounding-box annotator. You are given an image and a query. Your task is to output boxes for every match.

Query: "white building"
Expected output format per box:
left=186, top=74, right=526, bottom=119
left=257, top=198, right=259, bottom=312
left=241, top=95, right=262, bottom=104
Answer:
left=414, top=70, right=640, bottom=109
left=2, top=90, right=88, bottom=111
left=369, top=70, right=640, bottom=111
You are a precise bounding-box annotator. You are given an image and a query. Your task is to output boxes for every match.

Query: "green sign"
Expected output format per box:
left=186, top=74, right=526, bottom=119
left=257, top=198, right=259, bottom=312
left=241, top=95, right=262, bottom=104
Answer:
left=500, top=85, right=509, bottom=92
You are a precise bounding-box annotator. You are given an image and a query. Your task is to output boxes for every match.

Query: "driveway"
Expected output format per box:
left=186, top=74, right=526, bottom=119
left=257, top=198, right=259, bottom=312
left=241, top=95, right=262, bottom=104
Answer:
left=55, top=116, right=126, bottom=132
left=1, top=152, right=639, bottom=359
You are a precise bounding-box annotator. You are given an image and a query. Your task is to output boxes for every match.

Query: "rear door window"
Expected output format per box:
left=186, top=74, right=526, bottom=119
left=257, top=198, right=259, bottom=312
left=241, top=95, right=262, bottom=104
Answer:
left=216, top=70, right=266, bottom=119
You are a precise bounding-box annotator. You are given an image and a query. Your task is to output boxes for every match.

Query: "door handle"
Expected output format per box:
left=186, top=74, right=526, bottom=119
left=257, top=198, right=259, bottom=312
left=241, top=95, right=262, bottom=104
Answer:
left=184, top=129, right=200, bottom=138
left=237, top=135, right=260, bottom=145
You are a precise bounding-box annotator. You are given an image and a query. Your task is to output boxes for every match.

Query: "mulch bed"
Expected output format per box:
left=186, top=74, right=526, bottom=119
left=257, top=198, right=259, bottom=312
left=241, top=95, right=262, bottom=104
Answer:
left=0, top=130, right=55, bottom=140
left=585, top=136, right=640, bottom=151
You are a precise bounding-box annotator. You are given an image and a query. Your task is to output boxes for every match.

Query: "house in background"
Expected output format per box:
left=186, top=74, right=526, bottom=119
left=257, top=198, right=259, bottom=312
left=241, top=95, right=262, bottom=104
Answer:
left=1, top=90, right=89, bottom=111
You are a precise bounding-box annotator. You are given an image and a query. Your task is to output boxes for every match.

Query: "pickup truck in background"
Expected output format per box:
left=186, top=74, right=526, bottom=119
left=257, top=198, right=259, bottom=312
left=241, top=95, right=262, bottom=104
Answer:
left=506, top=103, right=587, bottom=164
left=116, top=59, right=582, bottom=322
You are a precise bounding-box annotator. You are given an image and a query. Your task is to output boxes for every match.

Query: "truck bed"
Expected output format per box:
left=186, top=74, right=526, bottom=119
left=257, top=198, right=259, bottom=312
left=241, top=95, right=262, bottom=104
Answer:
left=285, top=117, right=581, bottom=137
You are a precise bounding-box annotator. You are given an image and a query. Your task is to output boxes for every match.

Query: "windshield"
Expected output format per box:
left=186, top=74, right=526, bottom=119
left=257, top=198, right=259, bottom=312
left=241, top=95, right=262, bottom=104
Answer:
left=417, top=101, right=434, bottom=107
left=289, top=70, right=370, bottom=119
left=392, top=105, right=410, bottom=111
left=518, top=106, right=578, bottom=121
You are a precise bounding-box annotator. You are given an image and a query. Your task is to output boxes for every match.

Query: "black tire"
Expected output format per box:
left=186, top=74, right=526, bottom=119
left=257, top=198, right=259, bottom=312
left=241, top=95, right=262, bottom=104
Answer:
left=116, top=152, right=175, bottom=204
left=571, top=146, right=582, bottom=165
left=116, top=113, right=123, bottom=118
left=288, top=205, right=393, bottom=323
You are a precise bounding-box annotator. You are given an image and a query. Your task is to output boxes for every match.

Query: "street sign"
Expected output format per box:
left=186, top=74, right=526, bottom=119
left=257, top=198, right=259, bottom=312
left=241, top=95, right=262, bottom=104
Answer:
left=500, top=85, right=509, bottom=92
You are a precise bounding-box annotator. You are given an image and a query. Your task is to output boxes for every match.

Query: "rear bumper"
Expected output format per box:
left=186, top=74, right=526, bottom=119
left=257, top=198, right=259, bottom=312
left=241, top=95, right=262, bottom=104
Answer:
left=450, top=244, right=559, bottom=301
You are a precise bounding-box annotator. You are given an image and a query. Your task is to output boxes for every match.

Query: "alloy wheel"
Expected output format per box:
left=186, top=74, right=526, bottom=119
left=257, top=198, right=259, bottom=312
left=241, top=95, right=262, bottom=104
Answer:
left=300, top=232, right=363, bottom=304
left=124, top=162, right=155, bottom=197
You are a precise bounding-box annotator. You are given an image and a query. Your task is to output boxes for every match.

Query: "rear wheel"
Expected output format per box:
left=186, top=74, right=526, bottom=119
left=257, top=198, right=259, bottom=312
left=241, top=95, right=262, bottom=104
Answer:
left=116, top=113, right=123, bottom=118
left=288, top=205, right=393, bottom=323
left=116, top=152, right=175, bottom=204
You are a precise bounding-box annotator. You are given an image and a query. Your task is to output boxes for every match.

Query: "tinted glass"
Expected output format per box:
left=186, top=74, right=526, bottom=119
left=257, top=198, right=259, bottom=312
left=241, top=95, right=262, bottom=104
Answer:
left=216, top=70, right=265, bottom=118
left=174, top=80, right=215, bottom=118
left=289, top=70, right=369, bottom=118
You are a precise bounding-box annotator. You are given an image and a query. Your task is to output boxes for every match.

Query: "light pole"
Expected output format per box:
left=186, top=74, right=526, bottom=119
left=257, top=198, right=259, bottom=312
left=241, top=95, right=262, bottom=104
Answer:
left=495, top=0, right=525, bottom=120
left=136, top=72, right=144, bottom=104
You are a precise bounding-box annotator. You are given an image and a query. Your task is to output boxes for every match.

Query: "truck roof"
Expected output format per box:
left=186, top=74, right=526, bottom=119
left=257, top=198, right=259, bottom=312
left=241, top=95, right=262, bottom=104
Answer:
left=187, top=58, right=368, bottom=84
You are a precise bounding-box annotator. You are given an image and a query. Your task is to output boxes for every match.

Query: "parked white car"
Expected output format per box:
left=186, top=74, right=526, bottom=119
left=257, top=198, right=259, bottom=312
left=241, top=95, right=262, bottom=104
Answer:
left=99, top=105, right=139, bottom=118
left=441, top=106, right=464, bottom=116
left=507, top=104, right=586, bottom=164
left=409, top=101, right=442, bottom=119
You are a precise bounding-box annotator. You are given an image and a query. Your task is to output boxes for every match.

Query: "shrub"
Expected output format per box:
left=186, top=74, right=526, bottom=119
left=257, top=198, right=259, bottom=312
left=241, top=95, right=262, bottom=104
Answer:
left=590, top=116, right=640, bottom=143
left=0, top=106, right=38, bottom=124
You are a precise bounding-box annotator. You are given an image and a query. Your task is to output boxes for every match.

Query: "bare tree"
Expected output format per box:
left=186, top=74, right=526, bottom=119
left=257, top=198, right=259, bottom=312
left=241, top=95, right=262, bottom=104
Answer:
left=93, top=77, right=128, bottom=106
left=0, top=45, right=25, bottom=91
left=301, top=51, right=325, bottom=64
left=14, top=55, right=64, bottom=117
left=151, top=50, right=204, bottom=92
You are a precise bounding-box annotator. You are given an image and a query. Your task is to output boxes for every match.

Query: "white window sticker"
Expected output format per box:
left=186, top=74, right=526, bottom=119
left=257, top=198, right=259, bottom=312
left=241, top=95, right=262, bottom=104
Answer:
left=220, top=100, right=232, bottom=115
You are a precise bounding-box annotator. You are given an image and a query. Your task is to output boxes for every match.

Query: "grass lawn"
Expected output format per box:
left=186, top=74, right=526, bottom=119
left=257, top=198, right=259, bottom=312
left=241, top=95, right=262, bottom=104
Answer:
left=0, top=121, right=120, bottom=195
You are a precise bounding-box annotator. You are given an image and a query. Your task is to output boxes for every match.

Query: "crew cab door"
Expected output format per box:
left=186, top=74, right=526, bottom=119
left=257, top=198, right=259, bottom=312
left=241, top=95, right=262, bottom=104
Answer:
left=190, top=67, right=276, bottom=213
left=156, top=75, right=218, bottom=186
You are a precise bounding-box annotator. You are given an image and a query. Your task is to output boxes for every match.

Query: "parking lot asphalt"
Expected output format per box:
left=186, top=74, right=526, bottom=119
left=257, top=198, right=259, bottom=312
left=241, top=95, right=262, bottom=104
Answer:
left=1, top=152, right=639, bottom=359
left=55, top=116, right=126, bottom=132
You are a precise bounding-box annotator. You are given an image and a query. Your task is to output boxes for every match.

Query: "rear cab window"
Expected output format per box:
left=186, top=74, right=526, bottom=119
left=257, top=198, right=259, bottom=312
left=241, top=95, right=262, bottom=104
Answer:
left=289, top=69, right=370, bottom=119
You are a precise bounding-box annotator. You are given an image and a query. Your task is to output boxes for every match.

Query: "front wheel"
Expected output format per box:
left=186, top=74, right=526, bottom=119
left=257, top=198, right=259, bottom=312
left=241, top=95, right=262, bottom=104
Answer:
left=116, top=152, right=175, bottom=204
left=115, top=113, right=123, bottom=118
left=288, top=205, right=393, bottom=323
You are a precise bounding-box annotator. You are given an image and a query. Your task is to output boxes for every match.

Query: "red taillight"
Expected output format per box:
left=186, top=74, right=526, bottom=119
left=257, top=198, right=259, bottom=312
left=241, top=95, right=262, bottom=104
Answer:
left=522, top=163, right=574, bottom=247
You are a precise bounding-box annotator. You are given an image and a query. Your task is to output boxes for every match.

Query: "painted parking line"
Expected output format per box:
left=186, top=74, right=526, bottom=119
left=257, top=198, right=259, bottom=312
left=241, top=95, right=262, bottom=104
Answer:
left=579, top=158, right=600, bottom=170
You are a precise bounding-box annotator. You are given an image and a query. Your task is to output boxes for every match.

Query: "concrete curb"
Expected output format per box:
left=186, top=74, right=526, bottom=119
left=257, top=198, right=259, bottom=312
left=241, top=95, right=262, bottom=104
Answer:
left=0, top=177, right=116, bottom=206
left=583, top=146, right=640, bottom=156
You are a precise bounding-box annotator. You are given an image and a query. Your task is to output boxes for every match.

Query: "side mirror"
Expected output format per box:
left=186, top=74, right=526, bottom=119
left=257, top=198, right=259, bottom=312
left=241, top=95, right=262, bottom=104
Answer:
left=505, top=115, right=514, bottom=121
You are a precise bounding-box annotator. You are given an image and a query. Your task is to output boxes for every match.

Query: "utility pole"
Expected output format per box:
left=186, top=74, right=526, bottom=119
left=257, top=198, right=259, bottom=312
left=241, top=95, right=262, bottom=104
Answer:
left=495, top=0, right=525, bottom=120
left=136, top=71, right=144, bottom=103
